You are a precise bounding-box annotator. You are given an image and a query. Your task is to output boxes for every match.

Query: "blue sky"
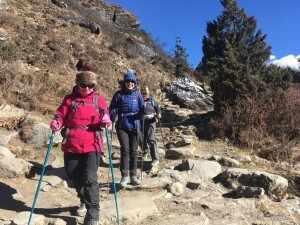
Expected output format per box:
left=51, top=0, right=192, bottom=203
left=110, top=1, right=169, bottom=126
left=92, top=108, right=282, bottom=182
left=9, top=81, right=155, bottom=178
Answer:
left=107, top=0, right=300, bottom=70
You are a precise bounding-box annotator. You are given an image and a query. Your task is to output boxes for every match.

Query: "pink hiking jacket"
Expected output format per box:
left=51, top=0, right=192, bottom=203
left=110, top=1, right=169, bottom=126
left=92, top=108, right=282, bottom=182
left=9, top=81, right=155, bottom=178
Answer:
left=55, top=87, right=108, bottom=154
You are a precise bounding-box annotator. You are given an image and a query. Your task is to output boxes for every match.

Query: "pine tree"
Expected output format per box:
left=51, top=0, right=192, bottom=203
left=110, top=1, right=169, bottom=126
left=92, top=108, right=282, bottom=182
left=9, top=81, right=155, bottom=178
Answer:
left=198, top=0, right=271, bottom=112
left=174, top=37, right=190, bottom=77
left=261, top=64, right=293, bottom=90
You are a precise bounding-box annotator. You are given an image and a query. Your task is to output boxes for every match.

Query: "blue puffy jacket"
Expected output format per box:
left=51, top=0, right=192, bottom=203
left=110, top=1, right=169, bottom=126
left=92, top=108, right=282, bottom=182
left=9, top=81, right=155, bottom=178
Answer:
left=109, top=86, right=144, bottom=132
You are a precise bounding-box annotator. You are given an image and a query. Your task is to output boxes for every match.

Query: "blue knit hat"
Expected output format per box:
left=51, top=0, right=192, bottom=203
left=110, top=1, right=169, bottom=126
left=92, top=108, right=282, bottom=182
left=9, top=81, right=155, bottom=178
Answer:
left=123, top=70, right=137, bottom=84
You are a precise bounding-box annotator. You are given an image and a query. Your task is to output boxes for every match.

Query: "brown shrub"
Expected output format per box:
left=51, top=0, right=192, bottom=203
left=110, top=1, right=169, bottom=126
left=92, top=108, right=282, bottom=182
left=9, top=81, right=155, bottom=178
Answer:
left=0, top=12, right=17, bottom=28
left=0, top=42, right=20, bottom=62
left=209, top=87, right=300, bottom=155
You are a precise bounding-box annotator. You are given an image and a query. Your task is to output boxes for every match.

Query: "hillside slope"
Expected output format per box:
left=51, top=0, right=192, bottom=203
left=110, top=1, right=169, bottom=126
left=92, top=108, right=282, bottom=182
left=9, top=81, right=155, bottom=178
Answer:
left=0, top=0, right=176, bottom=116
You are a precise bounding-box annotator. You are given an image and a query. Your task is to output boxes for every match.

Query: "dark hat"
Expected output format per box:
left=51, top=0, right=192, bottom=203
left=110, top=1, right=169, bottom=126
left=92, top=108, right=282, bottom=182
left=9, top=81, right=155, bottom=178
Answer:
left=76, top=71, right=98, bottom=84
left=76, top=59, right=94, bottom=72
left=123, top=70, right=137, bottom=83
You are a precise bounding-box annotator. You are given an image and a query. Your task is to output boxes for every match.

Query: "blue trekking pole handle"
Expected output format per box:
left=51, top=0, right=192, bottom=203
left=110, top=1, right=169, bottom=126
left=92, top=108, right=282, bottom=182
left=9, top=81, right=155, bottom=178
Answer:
left=28, top=130, right=56, bottom=225
left=105, top=125, right=121, bottom=225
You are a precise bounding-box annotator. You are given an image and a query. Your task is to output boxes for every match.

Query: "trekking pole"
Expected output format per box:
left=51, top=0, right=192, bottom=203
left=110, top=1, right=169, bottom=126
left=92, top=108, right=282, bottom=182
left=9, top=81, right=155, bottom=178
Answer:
left=158, top=120, right=166, bottom=149
left=140, top=116, right=145, bottom=183
left=105, top=125, right=121, bottom=225
left=28, top=131, right=56, bottom=225
left=106, top=122, right=114, bottom=194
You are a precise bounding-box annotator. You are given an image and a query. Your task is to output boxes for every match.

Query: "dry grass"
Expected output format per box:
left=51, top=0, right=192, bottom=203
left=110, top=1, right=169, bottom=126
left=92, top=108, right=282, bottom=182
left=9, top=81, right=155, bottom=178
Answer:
left=0, top=0, right=177, bottom=115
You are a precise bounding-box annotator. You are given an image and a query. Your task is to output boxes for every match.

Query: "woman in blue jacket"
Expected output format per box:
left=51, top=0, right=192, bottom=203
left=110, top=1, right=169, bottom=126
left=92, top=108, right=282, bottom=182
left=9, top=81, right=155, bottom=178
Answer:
left=109, top=70, right=144, bottom=187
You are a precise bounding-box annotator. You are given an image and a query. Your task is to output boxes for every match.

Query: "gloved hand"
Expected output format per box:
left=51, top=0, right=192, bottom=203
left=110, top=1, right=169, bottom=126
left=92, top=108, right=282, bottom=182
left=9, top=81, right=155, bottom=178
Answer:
left=102, top=114, right=112, bottom=127
left=50, top=120, right=61, bottom=131
left=110, top=114, right=116, bottom=123
left=109, top=109, right=117, bottom=122
left=155, top=113, right=161, bottom=122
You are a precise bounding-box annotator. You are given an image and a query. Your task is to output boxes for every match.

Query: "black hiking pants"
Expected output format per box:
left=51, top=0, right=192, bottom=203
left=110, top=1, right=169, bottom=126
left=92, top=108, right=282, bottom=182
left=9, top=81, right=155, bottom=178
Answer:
left=64, top=151, right=101, bottom=220
left=117, top=129, right=139, bottom=177
left=141, top=120, right=159, bottom=161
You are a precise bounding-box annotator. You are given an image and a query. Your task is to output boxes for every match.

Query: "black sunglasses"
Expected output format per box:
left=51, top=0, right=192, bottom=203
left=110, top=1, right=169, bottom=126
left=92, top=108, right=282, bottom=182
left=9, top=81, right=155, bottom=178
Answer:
left=125, top=80, right=135, bottom=83
left=79, top=83, right=95, bottom=89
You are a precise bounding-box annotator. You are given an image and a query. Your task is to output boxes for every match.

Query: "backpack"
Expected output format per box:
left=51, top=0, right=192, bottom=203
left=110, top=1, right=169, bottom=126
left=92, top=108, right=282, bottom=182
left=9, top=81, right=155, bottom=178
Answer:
left=143, top=96, right=156, bottom=121
left=61, top=94, right=101, bottom=137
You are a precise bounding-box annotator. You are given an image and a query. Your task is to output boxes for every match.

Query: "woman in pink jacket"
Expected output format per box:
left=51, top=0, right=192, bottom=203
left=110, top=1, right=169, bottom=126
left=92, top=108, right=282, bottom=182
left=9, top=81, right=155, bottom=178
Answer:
left=50, top=70, right=110, bottom=225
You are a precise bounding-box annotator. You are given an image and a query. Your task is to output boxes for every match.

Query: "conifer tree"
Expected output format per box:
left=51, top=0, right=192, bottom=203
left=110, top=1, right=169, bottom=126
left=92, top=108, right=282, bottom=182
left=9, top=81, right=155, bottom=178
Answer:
left=261, top=64, right=293, bottom=90
left=174, top=37, right=190, bottom=77
left=198, top=0, right=271, bottom=112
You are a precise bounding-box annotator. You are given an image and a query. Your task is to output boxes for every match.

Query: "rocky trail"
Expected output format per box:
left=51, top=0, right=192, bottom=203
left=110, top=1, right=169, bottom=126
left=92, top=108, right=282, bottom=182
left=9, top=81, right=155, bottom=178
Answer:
left=0, top=99, right=300, bottom=225
left=1, top=0, right=300, bottom=224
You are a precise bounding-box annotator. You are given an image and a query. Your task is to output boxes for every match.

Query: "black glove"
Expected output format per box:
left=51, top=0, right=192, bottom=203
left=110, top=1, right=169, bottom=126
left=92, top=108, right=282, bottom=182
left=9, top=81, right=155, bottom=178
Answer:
left=137, top=111, right=144, bottom=119
left=110, top=114, right=116, bottom=122
left=109, top=109, right=117, bottom=122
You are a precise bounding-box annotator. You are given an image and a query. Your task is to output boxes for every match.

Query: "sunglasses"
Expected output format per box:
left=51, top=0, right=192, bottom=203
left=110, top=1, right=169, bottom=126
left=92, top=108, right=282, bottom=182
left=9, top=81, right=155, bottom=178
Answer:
left=125, top=80, right=135, bottom=84
left=79, top=83, right=95, bottom=89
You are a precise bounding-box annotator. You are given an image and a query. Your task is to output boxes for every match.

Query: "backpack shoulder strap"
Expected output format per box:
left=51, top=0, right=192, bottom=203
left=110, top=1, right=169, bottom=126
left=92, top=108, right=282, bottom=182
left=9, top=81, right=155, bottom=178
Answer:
left=66, top=100, right=77, bottom=118
left=92, top=93, right=100, bottom=117
left=136, top=92, right=141, bottom=105
left=147, top=94, right=154, bottom=107
left=70, top=101, right=77, bottom=110
left=67, top=94, right=101, bottom=120
left=62, top=100, right=77, bottom=128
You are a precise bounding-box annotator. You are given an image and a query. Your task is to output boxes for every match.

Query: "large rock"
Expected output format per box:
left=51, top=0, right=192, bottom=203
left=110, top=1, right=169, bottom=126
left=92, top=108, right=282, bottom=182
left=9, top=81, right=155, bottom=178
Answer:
left=169, top=77, right=213, bottom=110
left=166, top=146, right=196, bottom=159
left=111, top=7, right=140, bottom=28
left=20, top=115, right=62, bottom=146
left=181, top=159, right=222, bottom=179
left=216, top=168, right=288, bottom=196
left=0, top=130, right=18, bottom=145
left=101, top=194, right=158, bottom=224
left=0, top=104, right=25, bottom=130
left=0, top=146, right=33, bottom=178
left=0, top=0, right=9, bottom=10
left=12, top=211, right=47, bottom=225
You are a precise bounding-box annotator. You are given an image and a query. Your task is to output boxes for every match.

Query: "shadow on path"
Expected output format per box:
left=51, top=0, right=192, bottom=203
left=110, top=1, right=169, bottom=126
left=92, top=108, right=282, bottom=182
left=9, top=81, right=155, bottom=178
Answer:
left=0, top=182, right=77, bottom=224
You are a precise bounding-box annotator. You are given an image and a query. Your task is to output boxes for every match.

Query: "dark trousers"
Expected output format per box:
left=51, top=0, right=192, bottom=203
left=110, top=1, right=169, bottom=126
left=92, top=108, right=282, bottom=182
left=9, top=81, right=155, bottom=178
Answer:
left=117, top=129, right=138, bottom=177
left=141, top=121, right=159, bottom=161
left=64, top=152, right=100, bottom=220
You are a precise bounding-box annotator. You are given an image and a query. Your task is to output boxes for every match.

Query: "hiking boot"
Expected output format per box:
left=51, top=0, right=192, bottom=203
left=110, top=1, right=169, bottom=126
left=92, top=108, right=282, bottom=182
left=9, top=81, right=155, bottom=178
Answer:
left=119, top=176, right=129, bottom=188
left=76, top=203, right=87, bottom=217
left=151, top=159, right=159, bottom=167
left=83, top=218, right=99, bottom=225
left=130, top=176, right=141, bottom=185
left=142, top=152, right=150, bottom=160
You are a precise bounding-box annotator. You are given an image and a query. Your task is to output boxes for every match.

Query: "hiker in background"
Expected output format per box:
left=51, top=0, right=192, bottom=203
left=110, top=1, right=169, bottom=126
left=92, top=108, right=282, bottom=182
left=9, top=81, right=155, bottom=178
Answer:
left=49, top=70, right=111, bottom=225
left=109, top=70, right=144, bottom=188
left=140, top=86, right=161, bottom=166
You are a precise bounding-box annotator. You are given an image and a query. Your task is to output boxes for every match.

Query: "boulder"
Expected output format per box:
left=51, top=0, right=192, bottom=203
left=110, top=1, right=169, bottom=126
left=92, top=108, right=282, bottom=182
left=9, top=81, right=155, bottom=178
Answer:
left=216, top=168, right=288, bottom=196
left=169, top=77, right=213, bottom=110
